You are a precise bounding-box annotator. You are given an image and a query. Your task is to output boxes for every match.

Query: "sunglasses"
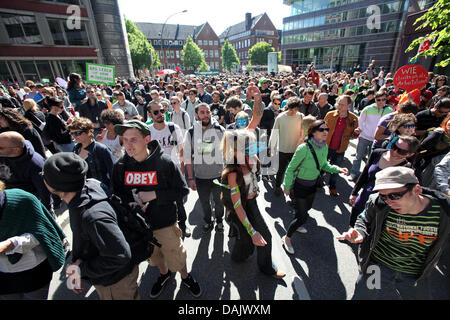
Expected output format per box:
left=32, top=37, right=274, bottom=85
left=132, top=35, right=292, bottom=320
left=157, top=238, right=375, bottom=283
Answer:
left=391, top=143, right=409, bottom=155
left=316, top=128, right=330, bottom=132
left=152, top=109, right=165, bottom=115
left=379, top=188, right=410, bottom=201
left=376, top=98, right=387, bottom=101
left=70, top=131, right=86, bottom=137
left=273, top=102, right=281, bottom=105
left=402, top=124, right=415, bottom=129
left=170, top=102, right=178, bottom=105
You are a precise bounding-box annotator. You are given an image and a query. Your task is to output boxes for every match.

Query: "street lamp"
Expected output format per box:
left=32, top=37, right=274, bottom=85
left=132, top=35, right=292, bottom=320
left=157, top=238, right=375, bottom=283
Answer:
left=159, top=9, right=188, bottom=71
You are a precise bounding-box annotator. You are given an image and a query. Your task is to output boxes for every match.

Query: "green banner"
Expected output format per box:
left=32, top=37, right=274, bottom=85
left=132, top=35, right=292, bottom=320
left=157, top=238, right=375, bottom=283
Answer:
left=86, top=63, right=115, bottom=85
left=194, top=71, right=219, bottom=76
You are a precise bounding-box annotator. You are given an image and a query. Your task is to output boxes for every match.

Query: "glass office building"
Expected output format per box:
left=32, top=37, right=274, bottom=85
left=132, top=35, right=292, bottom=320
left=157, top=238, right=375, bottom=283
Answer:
left=281, top=0, right=435, bottom=72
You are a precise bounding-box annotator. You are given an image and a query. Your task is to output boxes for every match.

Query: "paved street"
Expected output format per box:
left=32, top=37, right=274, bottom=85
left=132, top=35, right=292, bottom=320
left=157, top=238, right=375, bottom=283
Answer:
left=48, top=145, right=450, bottom=300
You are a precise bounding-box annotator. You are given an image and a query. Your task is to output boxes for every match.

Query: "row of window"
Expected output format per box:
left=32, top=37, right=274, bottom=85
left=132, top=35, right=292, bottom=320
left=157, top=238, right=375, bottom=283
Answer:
left=159, top=61, right=221, bottom=71
left=1, top=12, right=90, bottom=46
left=282, top=20, right=401, bottom=44
left=152, top=39, right=219, bottom=47
left=284, top=1, right=403, bottom=31
left=289, top=0, right=366, bottom=16
left=158, top=49, right=220, bottom=59
left=232, top=38, right=273, bottom=50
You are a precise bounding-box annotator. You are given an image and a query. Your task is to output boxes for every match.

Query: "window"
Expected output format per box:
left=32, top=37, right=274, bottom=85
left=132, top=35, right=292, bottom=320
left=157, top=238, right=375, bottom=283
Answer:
left=215, top=50, right=219, bottom=58
left=198, top=40, right=203, bottom=45
left=64, top=21, right=90, bottom=46
left=176, top=50, right=180, bottom=58
left=47, top=19, right=66, bottom=45
left=170, top=51, right=174, bottom=58
left=209, top=40, right=213, bottom=46
left=214, top=40, right=218, bottom=46
left=205, top=50, right=208, bottom=58
left=209, top=50, right=213, bottom=58
left=2, top=13, right=42, bottom=44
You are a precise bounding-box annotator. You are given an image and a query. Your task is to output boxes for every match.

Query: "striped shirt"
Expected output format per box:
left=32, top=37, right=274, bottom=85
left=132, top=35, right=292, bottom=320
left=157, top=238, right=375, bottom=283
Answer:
left=371, top=196, right=440, bottom=276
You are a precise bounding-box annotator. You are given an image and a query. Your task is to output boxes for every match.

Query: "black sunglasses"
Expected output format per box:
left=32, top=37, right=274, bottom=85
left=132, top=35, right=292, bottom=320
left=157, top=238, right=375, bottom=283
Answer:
left=317, top=128, right=330, bottom=132
left=152, top=109, right=165, bottom=115
left=379, top=188, right=410, bottom=201
left=391, top=143, right=409, bottom=155
left=70, top=131, right=86, bottom=137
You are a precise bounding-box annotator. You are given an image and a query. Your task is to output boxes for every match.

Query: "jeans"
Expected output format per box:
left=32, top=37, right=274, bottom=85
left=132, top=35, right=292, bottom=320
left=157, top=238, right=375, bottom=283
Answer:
left=327, top=149, right=345, bottom=189
left=350, top=137, right=372, bottom=176
left=286, top=181, right=316, bottom=237
left=352, top=261, right=431, bottom=300
left=195, top=177, right=224, bottom=224
left=275, top=152, right=294, bottom=189
left=229, top=198, right=278, bottom=276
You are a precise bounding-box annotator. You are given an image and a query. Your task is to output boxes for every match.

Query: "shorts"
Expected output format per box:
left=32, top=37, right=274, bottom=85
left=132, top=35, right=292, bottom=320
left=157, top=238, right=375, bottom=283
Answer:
left=94, top=265, right=140, bottom=300
left=148, top=223, right=187, bottom=272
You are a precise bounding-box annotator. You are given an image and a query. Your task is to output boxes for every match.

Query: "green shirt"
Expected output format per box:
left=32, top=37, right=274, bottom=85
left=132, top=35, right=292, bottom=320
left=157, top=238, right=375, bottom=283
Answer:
left=371, top=196, right=440, bottom=276
left=283, top=142, right=340, bottom=190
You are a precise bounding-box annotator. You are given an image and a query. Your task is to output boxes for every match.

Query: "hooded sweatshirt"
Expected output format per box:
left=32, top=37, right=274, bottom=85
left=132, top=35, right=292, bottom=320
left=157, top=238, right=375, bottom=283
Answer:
left=67, top=179, right=133, bottom=286
left=112, top=140, right=189, bottom=230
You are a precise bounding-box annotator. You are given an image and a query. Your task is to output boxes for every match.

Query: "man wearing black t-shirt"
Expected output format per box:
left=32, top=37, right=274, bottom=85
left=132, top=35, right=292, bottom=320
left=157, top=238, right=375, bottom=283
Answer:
left=209, top=91, right=226, bottom=127
left=415, top=98, right=450, bottom=137
left=259, top=78, right=272, bottom=107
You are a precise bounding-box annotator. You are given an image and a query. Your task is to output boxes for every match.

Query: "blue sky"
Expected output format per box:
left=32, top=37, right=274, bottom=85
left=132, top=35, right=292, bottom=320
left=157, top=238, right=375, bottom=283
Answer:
left=118, top=0, right=291, bottom=34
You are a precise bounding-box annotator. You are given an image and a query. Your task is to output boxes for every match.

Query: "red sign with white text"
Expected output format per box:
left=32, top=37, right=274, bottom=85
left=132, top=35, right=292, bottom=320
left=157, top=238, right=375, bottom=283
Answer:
left=124, top=171, right=158, bottom=186
left=393, top=64, right=429, bottom=92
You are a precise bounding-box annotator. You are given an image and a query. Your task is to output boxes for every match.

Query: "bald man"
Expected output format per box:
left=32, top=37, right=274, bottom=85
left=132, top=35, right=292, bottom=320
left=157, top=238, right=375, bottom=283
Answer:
left=0, top=131, right=53, bottom=211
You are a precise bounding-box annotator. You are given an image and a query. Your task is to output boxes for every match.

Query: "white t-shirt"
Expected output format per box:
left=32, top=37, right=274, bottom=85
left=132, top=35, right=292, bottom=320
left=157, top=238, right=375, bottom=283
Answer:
left=149, top=123, right=184, bottom=165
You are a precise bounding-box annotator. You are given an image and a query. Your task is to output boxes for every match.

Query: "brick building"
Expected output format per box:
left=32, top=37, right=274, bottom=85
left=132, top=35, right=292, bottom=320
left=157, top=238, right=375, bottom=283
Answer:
left=136, top=21, right=222, bottom=73
left=219, top=12, right=280, bottom=67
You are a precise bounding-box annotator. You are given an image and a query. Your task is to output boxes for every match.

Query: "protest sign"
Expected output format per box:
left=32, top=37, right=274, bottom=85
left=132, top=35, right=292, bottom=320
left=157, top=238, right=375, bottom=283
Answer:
left=86, top=63, right=115, bottom=85
left=393, top=64, right=428, bottom=92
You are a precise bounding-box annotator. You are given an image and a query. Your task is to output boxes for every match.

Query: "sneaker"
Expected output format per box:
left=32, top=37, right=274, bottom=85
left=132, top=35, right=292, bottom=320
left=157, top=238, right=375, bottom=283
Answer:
left=215, top=222, right=224, bottom=233
left=282, top=236, right=295, bottom=255
left=203, top=222, right=214, bottom=232
left=182, top=274, right=202, bottom=298
left=150, top=271, right=172, bottom=299
left=296, top=226, right=308, bottom=234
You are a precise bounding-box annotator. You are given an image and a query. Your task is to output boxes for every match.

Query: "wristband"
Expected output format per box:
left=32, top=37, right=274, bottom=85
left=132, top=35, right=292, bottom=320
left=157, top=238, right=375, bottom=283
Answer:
left=233, top=199, right=241, bottom=209
left=243, top=217, right=256, bottom=236
left=231, top=186, right=240, bottom=195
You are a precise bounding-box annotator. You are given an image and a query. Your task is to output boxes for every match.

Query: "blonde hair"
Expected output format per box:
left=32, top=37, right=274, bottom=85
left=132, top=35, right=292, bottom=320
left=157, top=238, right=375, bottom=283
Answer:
left=23, top=99, right=39, bottom=112
left=221, top=129, right=256, bottom=165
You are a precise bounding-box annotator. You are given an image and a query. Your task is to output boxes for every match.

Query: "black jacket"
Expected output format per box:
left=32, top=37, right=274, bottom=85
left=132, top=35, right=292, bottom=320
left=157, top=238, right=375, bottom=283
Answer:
left=74, top=141, right=114, bottom=196
left=67, top=179, right=133, bottom=286
left=44, top=113, right=72, bottom=144
left=79, top=99, right=108, bottom=125
left=112, top=140, right=189, bottom=230
left=0, top=140, right=52, bottom=210
left=355, top=188, right=450, bottom=284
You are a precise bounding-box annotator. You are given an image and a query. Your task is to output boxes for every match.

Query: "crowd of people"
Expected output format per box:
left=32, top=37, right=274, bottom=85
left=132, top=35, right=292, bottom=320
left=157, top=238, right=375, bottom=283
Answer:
left=0, top=61, right=449, bottom=300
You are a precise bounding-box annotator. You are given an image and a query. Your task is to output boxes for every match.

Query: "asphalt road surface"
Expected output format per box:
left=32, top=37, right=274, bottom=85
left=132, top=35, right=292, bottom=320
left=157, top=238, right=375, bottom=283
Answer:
left=48, top=145, right=450, bottom=301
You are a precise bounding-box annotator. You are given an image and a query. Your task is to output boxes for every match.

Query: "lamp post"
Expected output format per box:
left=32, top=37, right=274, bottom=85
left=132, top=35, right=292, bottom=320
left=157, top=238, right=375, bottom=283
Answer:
left=159, top=9, right=188, bottom=71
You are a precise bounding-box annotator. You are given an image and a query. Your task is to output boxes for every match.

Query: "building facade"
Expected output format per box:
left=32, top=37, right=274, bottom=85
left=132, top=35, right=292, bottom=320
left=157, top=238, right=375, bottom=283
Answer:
left=281, top=0, right=436, bottom=73
left=219, top=12, right=280, bottom=68
left=0, top=0, right=133, bottom=85
left=136, top=22, right=222, bottom=73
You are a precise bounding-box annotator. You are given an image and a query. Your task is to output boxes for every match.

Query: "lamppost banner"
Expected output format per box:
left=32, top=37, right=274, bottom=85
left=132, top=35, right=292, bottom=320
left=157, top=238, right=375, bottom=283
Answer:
left=86, top=63, right=115, bottom=85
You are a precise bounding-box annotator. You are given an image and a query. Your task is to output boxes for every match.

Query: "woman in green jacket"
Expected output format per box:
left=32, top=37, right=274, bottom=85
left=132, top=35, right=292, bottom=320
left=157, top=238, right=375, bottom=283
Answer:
left=282, top=120, right=349, bottom=255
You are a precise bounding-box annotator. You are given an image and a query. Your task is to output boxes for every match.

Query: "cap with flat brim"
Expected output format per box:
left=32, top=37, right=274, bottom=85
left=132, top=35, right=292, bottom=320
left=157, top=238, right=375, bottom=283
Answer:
left=373, top=166, right=419, bottom=191
left=114, top=120, right=150, bottom=136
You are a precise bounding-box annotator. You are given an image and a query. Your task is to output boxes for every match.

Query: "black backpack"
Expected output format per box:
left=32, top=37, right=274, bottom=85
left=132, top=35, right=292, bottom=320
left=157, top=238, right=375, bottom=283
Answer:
left=82, top=193, right=161, bottom=266
left=108, top=195, right=161, bottom=265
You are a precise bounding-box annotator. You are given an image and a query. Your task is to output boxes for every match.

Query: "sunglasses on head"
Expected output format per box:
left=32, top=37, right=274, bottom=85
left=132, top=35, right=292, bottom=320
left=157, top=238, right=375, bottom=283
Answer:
left=70, top=131, right=86, bottom=137
left=152, top=109, right=165, bottom=115
left=391, top=143, right=409, bottom=155
left=379, top=188, right=410, bottom=201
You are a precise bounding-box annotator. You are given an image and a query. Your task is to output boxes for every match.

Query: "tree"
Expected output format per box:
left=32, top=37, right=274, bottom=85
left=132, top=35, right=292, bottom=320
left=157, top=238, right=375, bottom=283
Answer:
left=181, top=36, right=207, bottom=71
left=125, top=18, right=160, bottom=74
left=248, top=41, right=275, bottom=66
left=221, top=39, right=240, bottom=72
left=406, top=0, right=450, bottom=68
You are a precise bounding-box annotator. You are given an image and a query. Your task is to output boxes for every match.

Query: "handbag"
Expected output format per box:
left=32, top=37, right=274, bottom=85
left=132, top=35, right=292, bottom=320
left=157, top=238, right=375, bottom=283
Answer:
left=306, top=141, right=325, bottom=189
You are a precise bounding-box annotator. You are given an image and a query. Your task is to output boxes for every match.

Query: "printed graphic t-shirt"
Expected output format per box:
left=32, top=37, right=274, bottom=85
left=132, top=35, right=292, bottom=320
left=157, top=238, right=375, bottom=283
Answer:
left=371, top=196, right=440, bottom=276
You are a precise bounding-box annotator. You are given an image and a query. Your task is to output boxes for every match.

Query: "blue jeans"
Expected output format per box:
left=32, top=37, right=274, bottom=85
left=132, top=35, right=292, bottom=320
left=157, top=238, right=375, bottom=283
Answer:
left=327, top=149, right=345, bottom=189
left=352, top=261, right=431, bottom=300
left=350, top=137, right=372, bottom=176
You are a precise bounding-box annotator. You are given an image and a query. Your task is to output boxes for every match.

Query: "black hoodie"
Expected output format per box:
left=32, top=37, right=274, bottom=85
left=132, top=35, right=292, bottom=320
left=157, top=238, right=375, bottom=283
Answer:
left=67, top=179, right=133, bottom=286
left=112, top=140, right=189, bottom=230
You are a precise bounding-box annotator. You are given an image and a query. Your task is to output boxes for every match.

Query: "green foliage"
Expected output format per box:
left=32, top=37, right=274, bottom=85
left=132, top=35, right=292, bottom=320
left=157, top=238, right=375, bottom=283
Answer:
left=221, top=39, right=240, bottom=72
left=181, top=36, right=207, bottom=70
left=248, top=41, right=275, bottom=66
left=125, top=18, right=160, bottom=73
left=405, top=0, right=450, bottom=67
